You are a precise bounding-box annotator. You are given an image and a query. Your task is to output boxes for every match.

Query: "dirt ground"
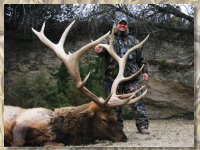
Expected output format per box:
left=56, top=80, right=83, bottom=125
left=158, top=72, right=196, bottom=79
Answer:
left=88, top=119, right=194, bottom=148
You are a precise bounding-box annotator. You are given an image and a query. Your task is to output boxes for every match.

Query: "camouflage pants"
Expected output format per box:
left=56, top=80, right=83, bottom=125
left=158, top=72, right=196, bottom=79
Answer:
left=104, top=79, right=149, bottom=130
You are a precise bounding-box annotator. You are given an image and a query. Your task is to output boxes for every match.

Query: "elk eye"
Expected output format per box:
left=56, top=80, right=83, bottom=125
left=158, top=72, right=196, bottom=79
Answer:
left=102, top=119, right=108, bottom=123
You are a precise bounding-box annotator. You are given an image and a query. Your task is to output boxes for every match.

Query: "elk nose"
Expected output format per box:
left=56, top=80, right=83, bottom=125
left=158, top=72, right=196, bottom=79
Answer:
left=122, top=136, right=128, bottom=142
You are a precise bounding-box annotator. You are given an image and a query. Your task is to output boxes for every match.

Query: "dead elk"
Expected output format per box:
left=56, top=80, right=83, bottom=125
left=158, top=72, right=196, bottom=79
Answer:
left=4, top=103, right=127, bottom=146
left=4, top=20, right=149, bottom=146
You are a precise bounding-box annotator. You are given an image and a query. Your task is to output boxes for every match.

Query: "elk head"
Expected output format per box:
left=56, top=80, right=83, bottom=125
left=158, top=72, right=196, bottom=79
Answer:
left=32, top=20, right=149, bottom=143
left=76, top=102, right=127, bottom=142
left=92, top=107, right=127, bottom=142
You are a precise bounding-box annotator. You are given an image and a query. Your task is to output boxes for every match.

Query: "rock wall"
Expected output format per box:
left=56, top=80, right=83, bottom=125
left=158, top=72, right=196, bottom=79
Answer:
left=145, top=79, right=193, bottom=119
left=142, top=32, right=194, bottom=119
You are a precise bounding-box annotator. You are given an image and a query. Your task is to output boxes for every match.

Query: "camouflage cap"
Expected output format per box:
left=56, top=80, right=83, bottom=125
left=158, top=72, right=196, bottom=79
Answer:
left=116, top=17, right=128, bottom=25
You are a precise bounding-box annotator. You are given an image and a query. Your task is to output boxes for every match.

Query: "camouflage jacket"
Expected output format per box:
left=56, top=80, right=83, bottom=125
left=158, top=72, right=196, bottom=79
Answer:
left=98, top=33, right=148, bottom=82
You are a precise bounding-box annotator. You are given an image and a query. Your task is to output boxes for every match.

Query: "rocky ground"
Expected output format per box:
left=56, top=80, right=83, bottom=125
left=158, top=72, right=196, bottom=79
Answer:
left=83, top=119, right=194, bottom=148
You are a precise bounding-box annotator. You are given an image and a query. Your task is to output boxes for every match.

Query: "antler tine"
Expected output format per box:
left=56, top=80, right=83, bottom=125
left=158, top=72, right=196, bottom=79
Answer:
left=107, top=85, right=147, bottom=107
left=117, top=85, right=146, bottom=99
left=32, top=21, right=76, bottom=62
left=123, top=34, right=150, bottom=62
left=77, top=72, right=90, bottom=88
left=122, top=64, right=144, bottom=82
left=74, top=31, right=110, bottom=61
left=103, top=92, right=113, bottom=105
left=32, top=22, right=57, bottom=53
left=58, top=20, right=75, bottom=47
left=109, top=24, right=116, bottom=45
left=126, top=88, right=148, bottom=105
left=98, top=24, right=119, bottom=63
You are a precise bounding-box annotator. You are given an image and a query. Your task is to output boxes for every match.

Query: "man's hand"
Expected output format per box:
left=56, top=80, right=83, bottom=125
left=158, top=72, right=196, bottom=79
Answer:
left=142, top=73, right=149, bottom=81
left=95, top=45, right=103, bottom=54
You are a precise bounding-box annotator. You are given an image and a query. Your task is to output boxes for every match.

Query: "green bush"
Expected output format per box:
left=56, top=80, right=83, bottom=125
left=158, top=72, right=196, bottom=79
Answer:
left=55, top=53, right=106, bottom=106
left=6, top=73, right=33, bottom=108
left=6, top=71, right=69, bottom=109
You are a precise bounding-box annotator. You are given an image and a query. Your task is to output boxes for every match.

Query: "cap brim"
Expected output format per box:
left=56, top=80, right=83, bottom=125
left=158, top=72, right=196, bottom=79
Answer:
left=118, top=20, right=128, bottom=24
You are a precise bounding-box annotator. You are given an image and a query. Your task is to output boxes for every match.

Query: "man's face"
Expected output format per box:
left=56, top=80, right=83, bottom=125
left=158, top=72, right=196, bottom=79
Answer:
left=117, top=22, right=128, bottom=32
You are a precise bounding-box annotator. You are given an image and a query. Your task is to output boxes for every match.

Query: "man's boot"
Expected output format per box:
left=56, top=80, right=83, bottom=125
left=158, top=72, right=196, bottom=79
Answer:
left=139, top=128, right=150, bottom=134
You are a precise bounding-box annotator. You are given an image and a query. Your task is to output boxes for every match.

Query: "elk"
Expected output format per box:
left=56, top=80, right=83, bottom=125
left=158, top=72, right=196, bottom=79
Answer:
left=4, top=20, right=149, bottom=146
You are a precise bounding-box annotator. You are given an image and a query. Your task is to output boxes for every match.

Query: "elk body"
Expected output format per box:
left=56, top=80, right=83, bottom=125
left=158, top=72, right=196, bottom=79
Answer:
left=4, top=102, right=127, bottom=146
left=4, top=20, right=149, bottom=146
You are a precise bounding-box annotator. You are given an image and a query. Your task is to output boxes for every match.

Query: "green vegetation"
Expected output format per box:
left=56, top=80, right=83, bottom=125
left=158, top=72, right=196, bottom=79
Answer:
left=158, top=60, right=170, bottom=73
left=6, top=71, right=67, bottom=109
left=6, top=53, right=106, bottom=109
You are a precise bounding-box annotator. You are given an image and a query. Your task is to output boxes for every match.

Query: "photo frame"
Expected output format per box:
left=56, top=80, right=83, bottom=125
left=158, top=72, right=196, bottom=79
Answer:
left=0, top=0, right=199, bottom=149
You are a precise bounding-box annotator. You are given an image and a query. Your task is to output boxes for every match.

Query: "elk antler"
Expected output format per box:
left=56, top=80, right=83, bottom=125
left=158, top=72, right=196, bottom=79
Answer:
left=98, top=24, right=149, bottom=107
left=32, top=21, right=149, bottom=108
left=32, top=20, right=110, bottom=106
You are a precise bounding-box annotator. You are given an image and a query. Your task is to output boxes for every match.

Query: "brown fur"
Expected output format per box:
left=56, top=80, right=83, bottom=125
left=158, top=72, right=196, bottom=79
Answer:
left=4, top=119, right=15, bottom=146
left=4, top=102, right=127, bottom=146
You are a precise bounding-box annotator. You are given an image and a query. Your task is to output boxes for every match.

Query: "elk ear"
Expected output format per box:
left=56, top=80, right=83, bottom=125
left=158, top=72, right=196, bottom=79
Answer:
left=80, top=109, right=95, bottom=118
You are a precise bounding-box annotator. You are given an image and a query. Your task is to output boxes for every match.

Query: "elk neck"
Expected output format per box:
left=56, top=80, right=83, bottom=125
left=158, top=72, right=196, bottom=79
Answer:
left=49, top=102, right=102, bottom=145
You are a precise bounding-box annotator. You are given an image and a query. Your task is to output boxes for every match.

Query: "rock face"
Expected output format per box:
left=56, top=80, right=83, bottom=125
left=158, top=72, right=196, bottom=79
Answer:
left=5, top=47, right=61, bottom=84
left=144, top=79, right=193, bottom=119
left=141, top=32, right=194, bottom=119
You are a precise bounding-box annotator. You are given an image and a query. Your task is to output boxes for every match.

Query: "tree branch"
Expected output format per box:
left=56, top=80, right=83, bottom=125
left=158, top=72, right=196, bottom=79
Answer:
left=148, top=4, right=194, bottom=23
